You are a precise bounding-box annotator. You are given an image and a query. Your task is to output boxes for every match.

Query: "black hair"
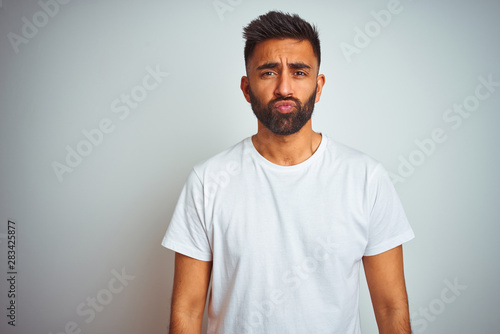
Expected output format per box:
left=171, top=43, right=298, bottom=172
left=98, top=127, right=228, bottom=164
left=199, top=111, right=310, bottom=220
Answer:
left=243, top=10, right=321, bottom=71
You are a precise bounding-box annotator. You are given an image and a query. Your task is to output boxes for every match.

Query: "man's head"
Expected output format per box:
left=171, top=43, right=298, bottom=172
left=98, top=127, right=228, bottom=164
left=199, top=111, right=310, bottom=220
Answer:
left=243, top=11, right=321, bottom=72
left=241, top=11, right=325, bottom=136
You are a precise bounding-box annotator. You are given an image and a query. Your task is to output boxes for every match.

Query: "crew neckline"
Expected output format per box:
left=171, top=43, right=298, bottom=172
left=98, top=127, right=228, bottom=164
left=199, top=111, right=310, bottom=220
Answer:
left=246, top=134, right=328, bottom=172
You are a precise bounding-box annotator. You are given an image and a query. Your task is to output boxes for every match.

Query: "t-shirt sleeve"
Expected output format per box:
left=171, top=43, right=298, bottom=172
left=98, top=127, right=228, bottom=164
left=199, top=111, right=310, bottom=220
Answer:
left=161, top=169, right=213, bottom=261
left=363, top=164, right=415, bottom=256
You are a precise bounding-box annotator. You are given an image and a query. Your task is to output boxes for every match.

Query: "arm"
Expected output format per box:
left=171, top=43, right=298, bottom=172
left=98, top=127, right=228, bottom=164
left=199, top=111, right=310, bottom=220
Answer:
left=362, top=245, right=411, bottom=334
left=169, top=252, right=213, bottom=334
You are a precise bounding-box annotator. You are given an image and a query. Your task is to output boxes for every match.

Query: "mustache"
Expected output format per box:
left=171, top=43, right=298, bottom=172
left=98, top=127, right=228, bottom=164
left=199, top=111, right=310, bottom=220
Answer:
left=268, top=96, right=302, bottom=108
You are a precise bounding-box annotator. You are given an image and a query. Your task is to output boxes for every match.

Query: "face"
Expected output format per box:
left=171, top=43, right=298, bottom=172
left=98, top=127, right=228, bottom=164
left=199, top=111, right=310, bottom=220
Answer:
left=248, top=83, right=317, bottom=135
left=241, top=38, right=325, bottom=136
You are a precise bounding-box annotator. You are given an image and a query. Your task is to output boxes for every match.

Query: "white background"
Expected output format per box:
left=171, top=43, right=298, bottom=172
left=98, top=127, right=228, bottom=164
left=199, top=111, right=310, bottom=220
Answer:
left=0, top=0, right=499, bottom=333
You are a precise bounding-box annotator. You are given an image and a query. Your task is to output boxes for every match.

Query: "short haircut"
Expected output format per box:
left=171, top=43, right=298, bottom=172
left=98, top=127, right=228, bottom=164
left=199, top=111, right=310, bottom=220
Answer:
left=243, top=11, right=321, bottom=71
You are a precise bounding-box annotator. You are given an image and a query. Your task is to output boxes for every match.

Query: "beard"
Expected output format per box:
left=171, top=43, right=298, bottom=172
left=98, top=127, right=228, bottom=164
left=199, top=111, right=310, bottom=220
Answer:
left=249, top=85, right=317, bottom=136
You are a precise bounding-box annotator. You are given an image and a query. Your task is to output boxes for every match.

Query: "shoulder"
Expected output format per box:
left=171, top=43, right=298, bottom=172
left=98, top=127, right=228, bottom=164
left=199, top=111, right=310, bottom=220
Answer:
left=322, top=135, right=384, bottom=177
left=191, top=137, right=249, bottom=181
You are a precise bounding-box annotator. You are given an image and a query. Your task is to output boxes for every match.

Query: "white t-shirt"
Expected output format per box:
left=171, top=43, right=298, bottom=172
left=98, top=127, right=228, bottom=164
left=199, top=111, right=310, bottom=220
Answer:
left=162, top=135, right=414, bottom=334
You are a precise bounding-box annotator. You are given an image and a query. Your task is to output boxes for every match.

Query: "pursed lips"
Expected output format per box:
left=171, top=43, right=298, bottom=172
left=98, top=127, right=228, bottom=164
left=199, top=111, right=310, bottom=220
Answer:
left=273, top=101, right=296, bottom=113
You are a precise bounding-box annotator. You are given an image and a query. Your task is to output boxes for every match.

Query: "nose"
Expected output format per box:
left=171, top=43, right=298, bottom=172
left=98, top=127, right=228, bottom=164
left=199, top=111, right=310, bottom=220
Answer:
left=274, top=73, right=293, bottom=98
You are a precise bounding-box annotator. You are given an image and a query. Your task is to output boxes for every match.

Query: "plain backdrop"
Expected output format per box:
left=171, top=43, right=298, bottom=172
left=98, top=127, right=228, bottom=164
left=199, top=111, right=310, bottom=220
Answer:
left=1, top=0, right=499, bottom=333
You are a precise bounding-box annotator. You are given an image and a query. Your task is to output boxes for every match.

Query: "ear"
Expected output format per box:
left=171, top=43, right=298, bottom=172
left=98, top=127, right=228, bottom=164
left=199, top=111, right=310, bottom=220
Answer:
left=314, top=74, right=326, bottom=103
left=240, top=76, right=251, bottom=103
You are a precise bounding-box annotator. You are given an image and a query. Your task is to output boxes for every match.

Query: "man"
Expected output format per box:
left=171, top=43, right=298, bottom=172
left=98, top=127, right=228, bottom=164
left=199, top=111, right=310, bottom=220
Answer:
left=163, top=11, right=414, bottom=334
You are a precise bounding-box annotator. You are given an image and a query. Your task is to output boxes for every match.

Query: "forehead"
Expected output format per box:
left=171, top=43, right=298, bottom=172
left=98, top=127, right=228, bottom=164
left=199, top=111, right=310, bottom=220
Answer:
left=249, top=38, right=316, bottom=69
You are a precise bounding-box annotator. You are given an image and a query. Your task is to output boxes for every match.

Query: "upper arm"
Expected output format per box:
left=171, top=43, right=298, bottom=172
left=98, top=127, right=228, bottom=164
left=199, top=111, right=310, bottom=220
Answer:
left=171, top=252, right=212, bottom=318
left=362, top=245, right=409, bottom=315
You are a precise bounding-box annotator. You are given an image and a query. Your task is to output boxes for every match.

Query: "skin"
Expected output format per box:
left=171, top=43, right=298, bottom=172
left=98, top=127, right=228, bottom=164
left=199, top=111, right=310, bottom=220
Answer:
left=169, top=253, right=212, bottom=333
left=363, top=245, right=411, bottom=333
left=169, top=38, right=411, bottom=334
left=241, top=38, right=325, bottom=166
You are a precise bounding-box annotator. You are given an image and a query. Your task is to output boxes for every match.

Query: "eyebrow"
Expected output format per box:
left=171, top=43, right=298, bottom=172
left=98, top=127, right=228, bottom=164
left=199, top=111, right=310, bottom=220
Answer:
left=256, top=62, right=312, bottom=71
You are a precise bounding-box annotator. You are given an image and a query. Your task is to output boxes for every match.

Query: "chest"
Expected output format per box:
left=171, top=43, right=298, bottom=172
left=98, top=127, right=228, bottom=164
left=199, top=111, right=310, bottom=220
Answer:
left=206, top=172, right=370, bottom=269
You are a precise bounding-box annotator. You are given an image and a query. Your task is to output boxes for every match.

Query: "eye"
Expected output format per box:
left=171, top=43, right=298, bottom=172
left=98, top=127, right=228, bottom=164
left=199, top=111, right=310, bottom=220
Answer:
left=261, top=71, right=276, bottom=77
left=295, top=71, right=307, bottom=76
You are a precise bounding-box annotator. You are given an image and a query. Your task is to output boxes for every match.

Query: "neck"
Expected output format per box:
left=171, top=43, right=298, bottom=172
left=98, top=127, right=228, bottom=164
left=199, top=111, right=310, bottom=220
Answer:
left=252, top=120, right=322, bottom=166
